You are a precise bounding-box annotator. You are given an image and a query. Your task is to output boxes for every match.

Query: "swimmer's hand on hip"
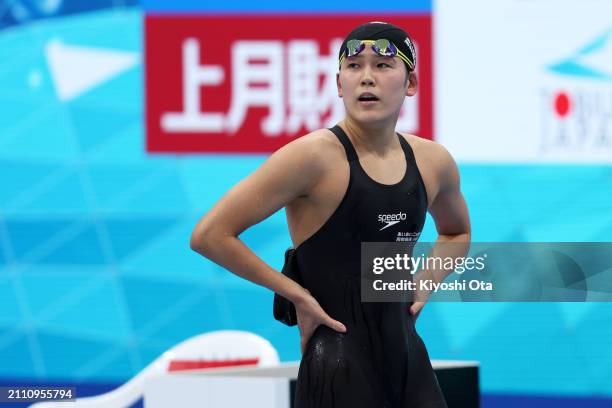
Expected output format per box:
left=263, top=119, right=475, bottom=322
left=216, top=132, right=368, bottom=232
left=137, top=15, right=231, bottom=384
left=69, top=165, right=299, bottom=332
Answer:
left=294, top=289, right=347, bottom=354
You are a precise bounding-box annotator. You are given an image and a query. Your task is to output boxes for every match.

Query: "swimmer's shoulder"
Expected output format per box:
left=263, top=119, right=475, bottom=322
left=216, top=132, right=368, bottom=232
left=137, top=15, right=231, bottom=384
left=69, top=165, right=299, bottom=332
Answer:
left=399, top=133, right=461, bottom=197
left=281, top=128, right=347, bottom=170
left=264, top=128, right=345, bottom=196
left=399, top=132, right=457, bottom=172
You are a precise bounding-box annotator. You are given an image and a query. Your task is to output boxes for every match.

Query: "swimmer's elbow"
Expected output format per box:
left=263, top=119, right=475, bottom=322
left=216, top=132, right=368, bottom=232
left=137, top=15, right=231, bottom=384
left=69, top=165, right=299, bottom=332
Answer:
left=189, top=226, right=206, bottom=254
left=190, top=221, right=215, bottom=255
left=190, top=217, right=237, bottom=256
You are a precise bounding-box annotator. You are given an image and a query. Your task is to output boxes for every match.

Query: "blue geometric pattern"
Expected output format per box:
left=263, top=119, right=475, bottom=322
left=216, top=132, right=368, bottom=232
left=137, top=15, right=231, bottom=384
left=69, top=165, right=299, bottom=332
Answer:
left=0, top=6, right=611, bottom=403
left=0, top=0, right=140, bottom=30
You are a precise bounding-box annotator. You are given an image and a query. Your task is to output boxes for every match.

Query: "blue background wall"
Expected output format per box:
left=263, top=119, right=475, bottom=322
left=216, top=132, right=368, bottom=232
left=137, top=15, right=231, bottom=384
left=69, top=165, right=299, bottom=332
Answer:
left=0, top=0, right=611, bottom=406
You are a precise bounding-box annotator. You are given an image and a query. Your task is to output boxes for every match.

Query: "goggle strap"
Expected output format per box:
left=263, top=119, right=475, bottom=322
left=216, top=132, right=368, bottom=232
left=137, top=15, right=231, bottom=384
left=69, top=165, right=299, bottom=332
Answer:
left=396, top=49, right=414, bottom=70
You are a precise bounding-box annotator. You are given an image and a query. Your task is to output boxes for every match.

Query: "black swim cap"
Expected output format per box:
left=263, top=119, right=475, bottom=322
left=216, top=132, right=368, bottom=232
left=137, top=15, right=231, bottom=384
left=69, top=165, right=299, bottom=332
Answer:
left=338, top=21, right=416, bottom=71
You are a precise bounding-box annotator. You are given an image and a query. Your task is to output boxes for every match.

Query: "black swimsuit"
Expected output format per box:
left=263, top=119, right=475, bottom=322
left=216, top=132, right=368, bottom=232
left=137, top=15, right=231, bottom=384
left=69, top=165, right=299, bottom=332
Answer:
left=293, top=125, right=447, bottom=408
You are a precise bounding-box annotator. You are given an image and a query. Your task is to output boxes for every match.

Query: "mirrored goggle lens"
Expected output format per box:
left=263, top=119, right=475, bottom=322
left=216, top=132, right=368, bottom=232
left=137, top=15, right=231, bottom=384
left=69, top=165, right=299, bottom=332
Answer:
left=372, top=39, right=398, bottom=57
left=346, top=39, right=366, bottom=57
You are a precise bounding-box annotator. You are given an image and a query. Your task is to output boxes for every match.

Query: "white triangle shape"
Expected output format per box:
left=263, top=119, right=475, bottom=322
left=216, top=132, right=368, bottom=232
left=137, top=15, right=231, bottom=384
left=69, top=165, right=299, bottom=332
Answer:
left=45, top=39, right=140, bottom=102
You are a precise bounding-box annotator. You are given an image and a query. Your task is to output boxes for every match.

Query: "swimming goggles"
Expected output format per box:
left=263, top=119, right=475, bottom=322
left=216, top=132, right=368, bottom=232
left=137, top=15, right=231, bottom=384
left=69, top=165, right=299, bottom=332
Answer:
left=339, top=39, right=414, bottom=70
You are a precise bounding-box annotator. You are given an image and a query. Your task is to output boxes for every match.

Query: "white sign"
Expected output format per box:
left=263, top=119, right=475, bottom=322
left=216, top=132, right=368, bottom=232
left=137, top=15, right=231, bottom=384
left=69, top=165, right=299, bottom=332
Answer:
left=435, top=0, right=612, bottom=162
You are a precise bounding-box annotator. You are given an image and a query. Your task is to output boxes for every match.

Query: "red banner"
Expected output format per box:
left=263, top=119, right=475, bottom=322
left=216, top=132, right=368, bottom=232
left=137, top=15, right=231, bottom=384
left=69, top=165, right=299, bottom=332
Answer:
left=145, top=15, right=433, bottom=153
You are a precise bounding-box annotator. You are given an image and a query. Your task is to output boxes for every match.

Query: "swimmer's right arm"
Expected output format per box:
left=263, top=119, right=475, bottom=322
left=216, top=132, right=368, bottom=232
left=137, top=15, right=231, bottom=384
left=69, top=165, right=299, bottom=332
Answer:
left=190, top=131, right=348, bottom=344
left=189, top=132, right=326, bottom=305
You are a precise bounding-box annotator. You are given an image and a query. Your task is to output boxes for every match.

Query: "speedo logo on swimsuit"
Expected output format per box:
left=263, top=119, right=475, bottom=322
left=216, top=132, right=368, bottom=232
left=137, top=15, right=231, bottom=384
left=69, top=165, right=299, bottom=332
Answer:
left=378, top=212, right=407, bottom=231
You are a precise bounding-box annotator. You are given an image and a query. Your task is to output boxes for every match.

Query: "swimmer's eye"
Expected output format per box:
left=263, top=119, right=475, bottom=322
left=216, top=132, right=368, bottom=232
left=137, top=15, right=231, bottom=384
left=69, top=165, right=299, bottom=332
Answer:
left=347, top=62, right=359, bottom=69
left=377, top=62, right=392, bottom=68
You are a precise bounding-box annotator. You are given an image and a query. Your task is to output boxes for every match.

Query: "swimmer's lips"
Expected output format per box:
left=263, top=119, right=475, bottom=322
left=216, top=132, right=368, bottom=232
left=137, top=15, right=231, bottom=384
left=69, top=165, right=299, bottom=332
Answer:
left=357, top=92, right=380, bottom=106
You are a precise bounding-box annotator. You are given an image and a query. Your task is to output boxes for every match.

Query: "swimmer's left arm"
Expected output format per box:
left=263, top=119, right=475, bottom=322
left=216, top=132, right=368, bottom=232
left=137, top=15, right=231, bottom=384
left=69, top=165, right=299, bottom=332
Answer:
left=427, top=144, right=471, bottom=244
left=410, top=144, right=471, bottom=316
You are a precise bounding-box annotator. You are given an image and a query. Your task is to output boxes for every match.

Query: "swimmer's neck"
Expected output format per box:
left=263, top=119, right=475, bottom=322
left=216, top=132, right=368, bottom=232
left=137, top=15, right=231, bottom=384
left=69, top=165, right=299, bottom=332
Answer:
left=339, top=117, right=400, bottom=154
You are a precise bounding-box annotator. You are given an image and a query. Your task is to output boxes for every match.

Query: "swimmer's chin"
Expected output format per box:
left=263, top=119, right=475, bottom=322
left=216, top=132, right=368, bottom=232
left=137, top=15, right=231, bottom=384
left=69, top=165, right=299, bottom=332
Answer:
left=345, top=111, right=399, bottom=126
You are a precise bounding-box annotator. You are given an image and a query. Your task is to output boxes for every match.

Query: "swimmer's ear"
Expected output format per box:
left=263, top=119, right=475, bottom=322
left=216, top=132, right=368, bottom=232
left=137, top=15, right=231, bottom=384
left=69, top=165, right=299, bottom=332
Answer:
left=336, top=72, right=342, bottom=97
left=406, top=71, right=418, bottom=97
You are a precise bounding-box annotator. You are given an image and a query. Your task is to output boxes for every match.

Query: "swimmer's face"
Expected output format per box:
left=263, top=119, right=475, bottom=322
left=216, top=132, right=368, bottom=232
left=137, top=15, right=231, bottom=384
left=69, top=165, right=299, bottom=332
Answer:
left=337, top=46, right=417, bottom=125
